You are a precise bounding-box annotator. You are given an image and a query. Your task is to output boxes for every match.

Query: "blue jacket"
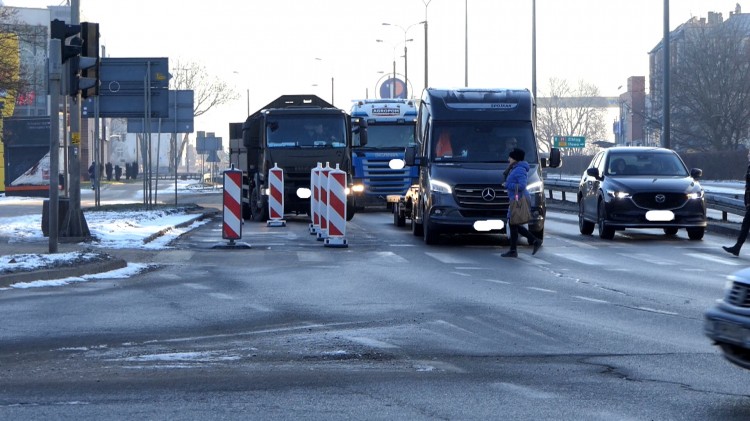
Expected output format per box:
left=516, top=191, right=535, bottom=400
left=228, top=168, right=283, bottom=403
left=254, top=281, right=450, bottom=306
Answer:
left=504, top=161, right=531, bottom=219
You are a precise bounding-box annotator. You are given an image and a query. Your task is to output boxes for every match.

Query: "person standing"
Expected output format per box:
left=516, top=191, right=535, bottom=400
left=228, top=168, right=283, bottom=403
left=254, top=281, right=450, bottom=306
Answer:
left=501, top=148, right=542, bottom=258
left=723, top=152, right=750, bottom=256
left=88, top=162, right=96, bottom=190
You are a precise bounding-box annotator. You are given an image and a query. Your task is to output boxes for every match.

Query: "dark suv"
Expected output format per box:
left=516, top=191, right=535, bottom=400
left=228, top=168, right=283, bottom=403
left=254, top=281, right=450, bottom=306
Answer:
left=577, top=147, right=706, bottom=240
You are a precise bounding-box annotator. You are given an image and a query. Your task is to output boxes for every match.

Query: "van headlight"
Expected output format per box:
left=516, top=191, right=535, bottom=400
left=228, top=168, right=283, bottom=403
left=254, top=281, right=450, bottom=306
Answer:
left=526, top=181, right=543, bottom=194
left=429, top=179, right=452, bottom=194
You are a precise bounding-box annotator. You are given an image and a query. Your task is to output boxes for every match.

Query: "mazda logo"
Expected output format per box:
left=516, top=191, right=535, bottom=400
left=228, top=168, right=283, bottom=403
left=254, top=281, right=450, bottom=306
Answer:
left=655, top=194, right=666, bottom=203
left=481, top=188, right=496, bottom=201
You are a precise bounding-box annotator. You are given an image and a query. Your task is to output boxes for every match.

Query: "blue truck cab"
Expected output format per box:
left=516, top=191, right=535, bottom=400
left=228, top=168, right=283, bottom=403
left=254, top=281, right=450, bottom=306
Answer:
left=350, top=99, right=418, bottom=209
left=404, top=88, right=561, bottom=244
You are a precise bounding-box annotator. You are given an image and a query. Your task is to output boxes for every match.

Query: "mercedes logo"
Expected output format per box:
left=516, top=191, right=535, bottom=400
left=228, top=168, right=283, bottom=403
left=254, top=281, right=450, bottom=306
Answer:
left=655, top=194, right=666, bottom=203
left=481, top=188, right=496, bottom=201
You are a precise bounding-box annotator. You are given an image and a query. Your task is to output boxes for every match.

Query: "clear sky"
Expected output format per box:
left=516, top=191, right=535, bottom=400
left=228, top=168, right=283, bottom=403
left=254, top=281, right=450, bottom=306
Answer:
left=5, top=0, right=743, bottom=144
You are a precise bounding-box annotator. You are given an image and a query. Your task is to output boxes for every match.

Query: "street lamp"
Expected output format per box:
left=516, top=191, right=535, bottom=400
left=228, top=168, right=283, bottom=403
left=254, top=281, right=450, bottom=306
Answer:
left=382, top=22, right=423, bottom=98
left=314, top=57, right=334, bottom=105
left=232, top=70, right=250, bottom=116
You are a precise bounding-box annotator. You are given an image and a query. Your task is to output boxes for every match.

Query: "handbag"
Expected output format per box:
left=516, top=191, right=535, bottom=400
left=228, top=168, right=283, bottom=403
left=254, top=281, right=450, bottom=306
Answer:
left=509, top=185, right=531, bottom=225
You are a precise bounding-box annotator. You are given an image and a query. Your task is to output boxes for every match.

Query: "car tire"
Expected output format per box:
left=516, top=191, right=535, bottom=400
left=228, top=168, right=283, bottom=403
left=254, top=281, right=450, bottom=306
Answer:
left=663, top=227, right=678, bottom=236
left=423, top=211, right=439, bottom=245
left=250, top=187, right=268, bottom=222
left=597, top=201, right=615, bottom=240
left=411, top=210, right=423, bottom=236
left=687, top=227, right=705, bottom=241
left=579, top=200, right=595, bottom=235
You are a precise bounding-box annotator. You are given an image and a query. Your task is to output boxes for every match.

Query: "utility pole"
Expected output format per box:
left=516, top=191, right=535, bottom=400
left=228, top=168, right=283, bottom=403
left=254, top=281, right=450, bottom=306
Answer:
left=48, top=39, right=61, bottom=253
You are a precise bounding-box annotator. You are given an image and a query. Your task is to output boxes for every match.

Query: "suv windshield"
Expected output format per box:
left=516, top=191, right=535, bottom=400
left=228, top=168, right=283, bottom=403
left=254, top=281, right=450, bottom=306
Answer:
left=430, top=121, right=536, bottom=163
left=605, top=152, right=689, bottom=177
left=267, top=115, right=346, bottom=148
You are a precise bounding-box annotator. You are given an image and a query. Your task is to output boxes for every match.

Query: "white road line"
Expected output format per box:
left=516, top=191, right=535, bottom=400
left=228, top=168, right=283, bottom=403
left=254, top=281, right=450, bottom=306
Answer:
left=482, top=279, right=511, bottom=285
left=208, top=292, right=234, bottom=300
left=556, top=253, right=598, bottom=265
left=685, top=252, right=742, bottom=266
left=618, top=253, right=678, bottom=265
left=574, top=295, right=609, bottom=304
left=634, top=306, right=679, bottom=316
left=450, top=271, right=472, bottom=277
left=555, top=238, right=598, bottom=249
left=526, top=287, right=556, bottom=293
left=517, top=254, right=550, bottom=265
left=369, top=251, right=409, bottom=264
left=425, top=252, right=473, bottom=264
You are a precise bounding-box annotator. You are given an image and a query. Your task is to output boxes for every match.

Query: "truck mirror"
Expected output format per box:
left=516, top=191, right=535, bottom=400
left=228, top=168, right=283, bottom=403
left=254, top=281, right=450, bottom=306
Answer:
left=545, top=148, right=562, bottom=169
left=357, top=118, right=368, bottom=146
left=404, top=145, right=418, bottom=166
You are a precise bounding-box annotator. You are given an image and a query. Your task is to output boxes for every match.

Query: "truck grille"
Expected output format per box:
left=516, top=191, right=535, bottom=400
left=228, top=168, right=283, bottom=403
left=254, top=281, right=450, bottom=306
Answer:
left=632, top=192, right=687, bottom=210
left=727, top=282, right=750, bottom=308
left=361, top=157, right=411, bottom=196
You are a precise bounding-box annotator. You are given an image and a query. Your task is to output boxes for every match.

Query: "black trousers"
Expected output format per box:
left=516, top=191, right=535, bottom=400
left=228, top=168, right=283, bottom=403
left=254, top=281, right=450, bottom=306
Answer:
left=508, top=224, right=537, bottom=251
left=735, top=207, right=750, bottom=249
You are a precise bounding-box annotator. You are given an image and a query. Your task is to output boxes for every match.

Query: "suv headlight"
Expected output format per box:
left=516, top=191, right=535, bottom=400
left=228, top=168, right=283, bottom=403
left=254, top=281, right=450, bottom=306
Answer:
left=429, top=179, right=452, bottom=194
left=687, top=190, right=704, bottom=200
left=606, top=190, right=630, bottom=199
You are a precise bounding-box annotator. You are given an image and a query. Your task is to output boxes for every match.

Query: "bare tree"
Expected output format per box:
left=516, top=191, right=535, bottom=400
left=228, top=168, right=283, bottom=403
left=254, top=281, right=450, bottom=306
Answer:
left=168, top=59, right=239, bottom=173
left=669, top=20, right=750, bottom=151
left=536, top=78, right=609, bottom=157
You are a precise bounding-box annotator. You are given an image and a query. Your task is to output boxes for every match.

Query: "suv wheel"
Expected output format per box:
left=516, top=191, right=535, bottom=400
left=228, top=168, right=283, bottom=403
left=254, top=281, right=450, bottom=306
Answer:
left=597, top=201, right=615, bottom=240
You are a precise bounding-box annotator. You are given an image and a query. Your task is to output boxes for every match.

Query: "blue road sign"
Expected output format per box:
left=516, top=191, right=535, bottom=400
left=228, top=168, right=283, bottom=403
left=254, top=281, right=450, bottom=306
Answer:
left=89, top=57, right=169, bottom=118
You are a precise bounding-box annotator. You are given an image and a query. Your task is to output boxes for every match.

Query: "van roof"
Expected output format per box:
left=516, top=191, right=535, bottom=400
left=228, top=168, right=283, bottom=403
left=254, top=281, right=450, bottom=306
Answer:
left=422, top=88, right=534, bottom=121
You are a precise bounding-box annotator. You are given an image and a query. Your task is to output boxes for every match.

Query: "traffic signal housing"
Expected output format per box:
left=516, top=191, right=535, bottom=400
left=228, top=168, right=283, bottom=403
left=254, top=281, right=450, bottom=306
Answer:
left=50, top=19, right=81, bottom=63
left=79, top=22, right=100, bottom=98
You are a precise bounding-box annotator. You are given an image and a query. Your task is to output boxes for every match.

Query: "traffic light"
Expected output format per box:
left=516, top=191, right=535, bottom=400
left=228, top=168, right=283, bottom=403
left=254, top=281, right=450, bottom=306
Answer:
left=50, top=19, right=81, bottom=63
left=79, top=22, right=100, bottom=98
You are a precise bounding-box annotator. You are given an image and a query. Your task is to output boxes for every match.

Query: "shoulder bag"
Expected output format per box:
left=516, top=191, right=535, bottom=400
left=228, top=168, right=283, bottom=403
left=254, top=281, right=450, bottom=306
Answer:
left=509, top=185, right=532, bottom=225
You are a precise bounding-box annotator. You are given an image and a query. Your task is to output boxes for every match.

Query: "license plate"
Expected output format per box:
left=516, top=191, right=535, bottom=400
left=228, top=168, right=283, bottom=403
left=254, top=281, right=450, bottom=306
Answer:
left=646, top=210, right=674, bottom=221
left=715, top=320, right=748, bottom=344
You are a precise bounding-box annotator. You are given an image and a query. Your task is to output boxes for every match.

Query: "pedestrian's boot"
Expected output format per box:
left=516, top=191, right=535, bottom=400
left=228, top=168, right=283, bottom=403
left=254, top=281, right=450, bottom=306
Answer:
left=501, top=249, right=518, bottom=258
left=723, top=245, right=741, bottom=257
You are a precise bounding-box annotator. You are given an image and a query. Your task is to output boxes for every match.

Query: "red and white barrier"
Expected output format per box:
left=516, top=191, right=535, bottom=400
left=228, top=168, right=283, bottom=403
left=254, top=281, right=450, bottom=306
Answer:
left=309, top=163, right=322, bottom=235
left=324, top=164, right=348, bottom=248
left=316, top=162, right=332, bottom=241
left=222, top=167, right=243, bottom=242
left=267, top=163, right=286, bottom=227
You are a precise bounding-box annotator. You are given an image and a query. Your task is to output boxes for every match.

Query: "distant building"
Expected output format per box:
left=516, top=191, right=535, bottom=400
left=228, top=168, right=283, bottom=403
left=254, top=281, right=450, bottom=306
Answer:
left=615, top=76, right=648, bottom=147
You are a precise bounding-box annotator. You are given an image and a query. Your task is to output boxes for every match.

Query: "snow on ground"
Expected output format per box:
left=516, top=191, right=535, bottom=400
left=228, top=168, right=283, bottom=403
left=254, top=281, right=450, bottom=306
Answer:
left=0, top=179, right=217, bottom=289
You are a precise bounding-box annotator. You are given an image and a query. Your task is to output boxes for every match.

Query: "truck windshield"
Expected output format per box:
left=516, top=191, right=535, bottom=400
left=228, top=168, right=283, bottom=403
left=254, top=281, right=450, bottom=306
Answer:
left=355, top=123, right=414, bottom=148
left=431, top=121, right=537, bottom=163
left=266, top=116, right=346, bottom=148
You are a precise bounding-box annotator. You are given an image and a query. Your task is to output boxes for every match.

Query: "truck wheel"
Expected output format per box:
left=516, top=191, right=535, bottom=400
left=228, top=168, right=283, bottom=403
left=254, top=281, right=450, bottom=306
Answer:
left=242, top=202, right=252, bottom=220
left=394, top=207, right=406, bottom=227
left=346, top=197, right=356, bottom=221
left=250, top=187, right=268, bottom=222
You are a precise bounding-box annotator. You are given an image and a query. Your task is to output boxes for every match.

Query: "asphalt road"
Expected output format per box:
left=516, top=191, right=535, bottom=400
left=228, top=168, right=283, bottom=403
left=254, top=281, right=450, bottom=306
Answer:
left=1, top=192, right=749, bottom=420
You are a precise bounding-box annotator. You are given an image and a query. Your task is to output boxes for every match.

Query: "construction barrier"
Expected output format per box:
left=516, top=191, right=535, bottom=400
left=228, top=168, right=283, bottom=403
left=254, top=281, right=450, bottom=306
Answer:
left=222, top=166, right=243, bottom=242
left=309, top=163, right=322, bottom=235
left=316, top=162, right=332, bottom=241
left=267, top=163, right=286, bottom=227
left=324, top=164, right=348, bottom=248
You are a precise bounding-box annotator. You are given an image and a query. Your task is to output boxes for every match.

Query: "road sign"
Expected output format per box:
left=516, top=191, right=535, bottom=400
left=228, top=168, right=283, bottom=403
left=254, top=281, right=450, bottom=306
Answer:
left=553, top=135, right=585, bottom=148
left=85, top=57, right=169, bottom=118
left=126, top=90, right=194, bottom=133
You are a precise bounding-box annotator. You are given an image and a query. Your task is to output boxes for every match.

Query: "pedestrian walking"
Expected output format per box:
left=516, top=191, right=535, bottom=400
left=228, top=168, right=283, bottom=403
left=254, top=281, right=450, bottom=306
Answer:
left=723, top=151, right=750, bottom=256
left=501, top=148, right=542, bottom=258
left=88, top=162, right=96, bottom=190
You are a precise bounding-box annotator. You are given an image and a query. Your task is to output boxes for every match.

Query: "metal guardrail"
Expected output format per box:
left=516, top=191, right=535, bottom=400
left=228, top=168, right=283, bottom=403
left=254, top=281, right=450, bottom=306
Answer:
left=543, top=178, right=746, bottom=222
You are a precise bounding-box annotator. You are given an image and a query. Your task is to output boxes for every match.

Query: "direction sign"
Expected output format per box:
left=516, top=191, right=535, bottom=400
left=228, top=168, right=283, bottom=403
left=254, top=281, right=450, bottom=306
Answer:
left=126, top=90, right=194, bottom=133
left=86, top=57, right=169, bottom=118
left=553, top=135, right=585, bottom=148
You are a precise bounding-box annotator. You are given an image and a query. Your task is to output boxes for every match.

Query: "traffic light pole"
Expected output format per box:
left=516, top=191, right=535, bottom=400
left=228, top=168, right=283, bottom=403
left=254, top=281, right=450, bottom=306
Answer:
left=48, top=40, right=61, bottom=253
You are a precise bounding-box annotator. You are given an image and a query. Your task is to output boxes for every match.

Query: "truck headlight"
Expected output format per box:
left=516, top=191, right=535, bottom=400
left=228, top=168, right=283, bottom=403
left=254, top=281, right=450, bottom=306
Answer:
left=351, top=184, right=365, bottom=193
left=429, top=179, right=452, bottom=194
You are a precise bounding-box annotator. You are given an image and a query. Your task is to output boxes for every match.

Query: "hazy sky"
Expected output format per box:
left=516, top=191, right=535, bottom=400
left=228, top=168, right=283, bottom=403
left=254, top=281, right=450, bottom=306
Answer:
left=7, top=0, right=743, bottom=143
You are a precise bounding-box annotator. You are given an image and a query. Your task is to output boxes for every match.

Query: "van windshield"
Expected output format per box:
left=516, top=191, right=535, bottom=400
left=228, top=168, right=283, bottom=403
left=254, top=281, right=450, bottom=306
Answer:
left=431, top=121, right=537, bottom=163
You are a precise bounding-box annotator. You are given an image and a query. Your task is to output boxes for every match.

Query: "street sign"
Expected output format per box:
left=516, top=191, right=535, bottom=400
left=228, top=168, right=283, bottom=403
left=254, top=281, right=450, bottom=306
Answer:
left=126, top=90, right=194, bottom=133
left=553, top=135, right=585, bottom=148
left=84, top=57, right=169, bottom=118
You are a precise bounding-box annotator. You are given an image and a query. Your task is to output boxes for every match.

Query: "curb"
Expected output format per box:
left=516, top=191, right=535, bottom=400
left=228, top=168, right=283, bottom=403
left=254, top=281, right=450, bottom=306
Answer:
left=142, top=210, right=219, bottom=244
left=0, top=257, right=127, bottom=288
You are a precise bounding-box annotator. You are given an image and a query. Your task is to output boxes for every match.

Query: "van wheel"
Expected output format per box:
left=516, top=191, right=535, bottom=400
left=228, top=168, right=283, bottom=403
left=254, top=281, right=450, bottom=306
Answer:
left=423, top=212, right=439, bottom=245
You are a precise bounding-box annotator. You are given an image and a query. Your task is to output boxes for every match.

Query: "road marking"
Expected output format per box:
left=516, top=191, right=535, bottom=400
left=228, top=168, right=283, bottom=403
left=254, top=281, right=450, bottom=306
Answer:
left=297, top=251, right=329, bottom=262
left=527, top=287, right=556, bottom=293
left=450, top=271, right=472, bottom=277
left=184, top=283, right=211, bottom=290
left=208, top=292, right=234, bottom=300
left=574, top=295, right=609, bottom=304
left=633, top=306, right=678, bottom=316
left=482, top=279, right=511, bottom=285
left=517, top=254, right=550, bottom=265
left=369, top=251, right=408, bottom=264
left=425, top=252, right=473, bottom=264
left=556, top=253, right=597, bottom=265
left=346, top=336, right=400, bottom=349
left=618, top=253, right=678, bottom=265
left=556, top=237, right=597, bottom=249
left=685, top=253, right=742, bottom=266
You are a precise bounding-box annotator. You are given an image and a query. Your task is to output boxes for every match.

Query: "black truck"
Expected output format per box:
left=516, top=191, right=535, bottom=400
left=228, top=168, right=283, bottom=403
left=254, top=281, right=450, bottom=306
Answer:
left=229, top=94, right=365, bottom=222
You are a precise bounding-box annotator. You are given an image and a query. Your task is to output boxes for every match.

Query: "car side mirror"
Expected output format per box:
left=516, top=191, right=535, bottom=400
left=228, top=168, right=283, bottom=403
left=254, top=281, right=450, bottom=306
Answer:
left=586, top=167, right=601, bottom=179
left=355, top=118, right=368, bottom=146
left=690, top=168, right=703, bottom=179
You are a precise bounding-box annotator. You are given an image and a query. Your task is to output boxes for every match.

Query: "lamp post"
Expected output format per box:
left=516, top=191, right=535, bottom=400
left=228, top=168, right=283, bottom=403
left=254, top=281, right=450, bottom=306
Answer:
left=382, top=22, right=423, bottom=98
left=423, top=0, right=432, bottom=91
left=314, top=57, right=334, bottom=105
left=375, top=39, right=412, bottom=98
left=232, top=70, right=250, bottom=117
